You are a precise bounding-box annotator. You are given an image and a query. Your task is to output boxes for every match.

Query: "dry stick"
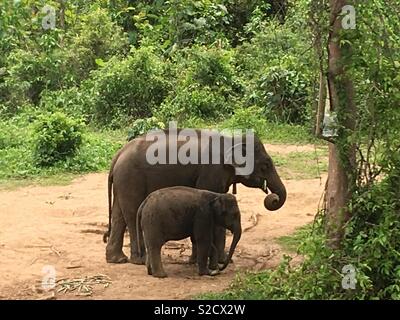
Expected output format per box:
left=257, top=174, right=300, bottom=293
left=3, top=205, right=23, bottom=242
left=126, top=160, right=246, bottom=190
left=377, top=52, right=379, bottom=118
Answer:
left=165, top=243, right=186, bottom=250
left=243, top=213, right=260, bottom=232
left=50, top=246, right=61, bottom=257
left=56, top=275, right=111, bottom=296
left=25, top=245, right=52, bottom=248
left=314, top=144, right=323, bottom=185
left=66, top=265, right=82, bottom=269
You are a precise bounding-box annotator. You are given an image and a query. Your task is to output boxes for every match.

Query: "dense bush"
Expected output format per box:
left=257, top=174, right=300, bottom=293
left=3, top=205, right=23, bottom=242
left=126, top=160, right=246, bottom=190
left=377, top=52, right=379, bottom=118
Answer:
left=39, top=87, right=89, bottom=120
left=0, top=6, right=128, bottom=114
left=236, top=21, right=315, bottom=125
left=62, top=8, right=129, bottom=84
left=33, top=112, right=83, bottom=166
left=1, top=38, right=64, bottom=109
left=156, top=47, right=240, bottom=122
left=127, top=117, right=166, bottom=141
left=157, top=85, right=232, bottom=122
left=220, top=106, right=268, bottom=138
left=83, top=47, right=169, bottom=126
left=0, top=111, right=123, bottom=180
left=253, top=65, right=311, bottom=124
left=205, top=173, right=400, bottom=300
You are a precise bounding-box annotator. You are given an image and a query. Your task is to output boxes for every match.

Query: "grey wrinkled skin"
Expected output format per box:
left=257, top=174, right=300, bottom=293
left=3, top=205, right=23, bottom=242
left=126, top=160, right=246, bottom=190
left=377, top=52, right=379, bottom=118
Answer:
left=104, top=129, right=286, bottom=265
left=136, top=187, right=242, bottom=278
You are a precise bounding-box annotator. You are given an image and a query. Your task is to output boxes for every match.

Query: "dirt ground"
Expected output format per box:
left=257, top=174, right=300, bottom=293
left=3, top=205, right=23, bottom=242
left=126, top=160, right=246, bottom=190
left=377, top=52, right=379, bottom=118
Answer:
left=0, top=144, right=327, bottom=300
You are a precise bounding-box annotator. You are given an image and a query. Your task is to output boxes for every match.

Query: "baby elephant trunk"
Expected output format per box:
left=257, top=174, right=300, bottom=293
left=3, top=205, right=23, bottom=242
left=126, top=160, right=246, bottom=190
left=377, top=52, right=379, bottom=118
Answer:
left=219, top=226, right=242, bottom=271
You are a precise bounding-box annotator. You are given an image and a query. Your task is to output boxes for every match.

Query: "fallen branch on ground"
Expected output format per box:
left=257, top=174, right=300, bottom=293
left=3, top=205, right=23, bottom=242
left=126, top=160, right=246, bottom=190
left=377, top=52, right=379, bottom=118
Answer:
left=56, top=274, right=111, bottom=296
left=244, top=213, right=261, bottom=232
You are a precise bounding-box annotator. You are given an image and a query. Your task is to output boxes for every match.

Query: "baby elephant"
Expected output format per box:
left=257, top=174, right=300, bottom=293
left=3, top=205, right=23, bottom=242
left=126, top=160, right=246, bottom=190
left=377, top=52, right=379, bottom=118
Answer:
left=136, top=186, right=242, bottom=278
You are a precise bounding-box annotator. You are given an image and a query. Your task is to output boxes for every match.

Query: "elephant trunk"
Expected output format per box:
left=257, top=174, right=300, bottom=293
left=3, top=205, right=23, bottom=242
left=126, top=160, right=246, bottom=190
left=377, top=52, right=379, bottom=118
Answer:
left=219, top=225, right=242, bottom=271
left=264, top=167, right=287, bottom=211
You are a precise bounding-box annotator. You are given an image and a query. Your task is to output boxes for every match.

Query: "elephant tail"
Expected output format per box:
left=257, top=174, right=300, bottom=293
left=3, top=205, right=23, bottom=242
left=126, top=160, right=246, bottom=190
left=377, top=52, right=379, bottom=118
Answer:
left=136, top=195, right=151, bottom=256
left=103, top=171, right=113, bottom=243
left=103, top=149, right=123, bottom=243
left=136, top=199, right=145, bottom=257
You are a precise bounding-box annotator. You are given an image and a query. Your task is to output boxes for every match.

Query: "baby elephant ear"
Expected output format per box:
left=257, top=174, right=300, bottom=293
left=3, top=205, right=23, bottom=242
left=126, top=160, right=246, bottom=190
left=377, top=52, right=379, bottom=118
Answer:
left=209, top=195, right=225, bottom=215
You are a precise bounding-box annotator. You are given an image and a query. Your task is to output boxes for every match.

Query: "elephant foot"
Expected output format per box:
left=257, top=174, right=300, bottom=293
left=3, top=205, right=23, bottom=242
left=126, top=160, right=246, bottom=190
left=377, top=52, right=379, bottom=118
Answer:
left=217, top=252, right=233, bottom=264
left=188, top=255, right=197, bottom=265
left=209, top=269, right=220, bottom=276
left=199, top=269, right=220, bottom=276
left=209, top=261, right=218, bottom=270
left=129, top=255, right=146, bottom=265
left=152, top=271, right=167, bottom=278
left=106, top=252, right=128, bottom=264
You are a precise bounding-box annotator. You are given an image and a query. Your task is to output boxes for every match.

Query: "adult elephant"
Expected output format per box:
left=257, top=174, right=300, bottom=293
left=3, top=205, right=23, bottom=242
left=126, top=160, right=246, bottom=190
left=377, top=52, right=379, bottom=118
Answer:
left=104, top=128, right=286, bottom=264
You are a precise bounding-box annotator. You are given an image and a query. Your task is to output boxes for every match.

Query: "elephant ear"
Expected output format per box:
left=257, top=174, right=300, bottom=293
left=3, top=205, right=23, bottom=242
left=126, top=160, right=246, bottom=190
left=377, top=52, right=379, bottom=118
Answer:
left=209, top=195, right=226, bottom=219
left=224, top=141, right=252, bottom=177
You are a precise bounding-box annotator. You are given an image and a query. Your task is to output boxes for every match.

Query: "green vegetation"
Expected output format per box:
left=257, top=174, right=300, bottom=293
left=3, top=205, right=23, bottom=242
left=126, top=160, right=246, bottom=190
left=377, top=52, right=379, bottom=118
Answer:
left=0, top=110, right=123, bottom=183
left=276, top=224, right=314, bottom=252
left=205, top=174, right=400, bottom=300
left=33, top=112, right=84, bottom=166
left=273, top=149, right=328, bottom=180
left=0, top=0, right=318, bottom=185
left=0, top=0, right=399, bottom=300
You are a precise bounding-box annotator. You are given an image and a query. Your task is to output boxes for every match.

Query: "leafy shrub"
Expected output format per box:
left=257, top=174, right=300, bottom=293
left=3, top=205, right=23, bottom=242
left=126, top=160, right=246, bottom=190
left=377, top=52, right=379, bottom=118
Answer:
left=33, top=112, right=83, bottom=166
left=63, top=7, right=129, bottom=83
left=0, top=112, right=39, bottom=179
left=59, top=132, right=123, bottom=173
left=220, top=106, right=267, bottom=138
left=0, top=7, right=128, bottom=115
left=127, top=0, right=231, bottom=48
left=127, top=117, right=166, bottom=141
left=39, top=87, right=92, bottom=121
left=157, top=85, right=232, bottom=122
left=0, top=112, right=123, bottom=180
left=236, top=21, right=315, bottom=125
left=0, top=43, right=63, bottom=109
left=156, top=47, right=240, bottom=123
left=253, top=66, right=310, bottom=124
left=188, top=47, right=238, bottom=88
left=84, top=47, right=169, bottom=126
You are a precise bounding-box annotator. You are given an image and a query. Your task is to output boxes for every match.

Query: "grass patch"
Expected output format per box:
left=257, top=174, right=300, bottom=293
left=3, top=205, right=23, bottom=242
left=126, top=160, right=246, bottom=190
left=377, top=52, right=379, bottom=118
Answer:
left=263, top=123, right=324, bottom=145
left=0, top=113, right=125, bottom=188
left=0, top=172, right=78, bottom=190
left=0, top=112, right=325, bottom=188
left=271, top=149, right=328, bottom=180
left=199, top=223, right=315, bottom=300
left=276, top=223, right=313, bottom=253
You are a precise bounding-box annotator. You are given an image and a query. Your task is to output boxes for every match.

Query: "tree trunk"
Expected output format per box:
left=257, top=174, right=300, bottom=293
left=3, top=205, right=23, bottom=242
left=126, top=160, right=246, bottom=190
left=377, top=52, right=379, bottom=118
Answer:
left=315, top=71, right=326, bottom=136
left=325, top=0, right=356, bottom=248
left=59, top=0, right=65, bottom=29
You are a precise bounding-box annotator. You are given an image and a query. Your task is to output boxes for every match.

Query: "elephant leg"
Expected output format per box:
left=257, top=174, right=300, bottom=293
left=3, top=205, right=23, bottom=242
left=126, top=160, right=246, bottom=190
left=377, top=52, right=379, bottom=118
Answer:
left=214, top=226, right=228, bottom=264
left=105, top=199, right=128, bottom=263
left=189, top=235, right=197, bottom=264
left=208, top=244, right=219, bottom=271
left=146, top=251, right=153, bottom=275
left=197, top=242, right=210, bottom=276
left=197, top=243, right=219, bottom=276
left=127, top=216, right=146, bottom=265
left=147, top=243, right=167, bottom=278
left=118, top=195, right=145, bottom=265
